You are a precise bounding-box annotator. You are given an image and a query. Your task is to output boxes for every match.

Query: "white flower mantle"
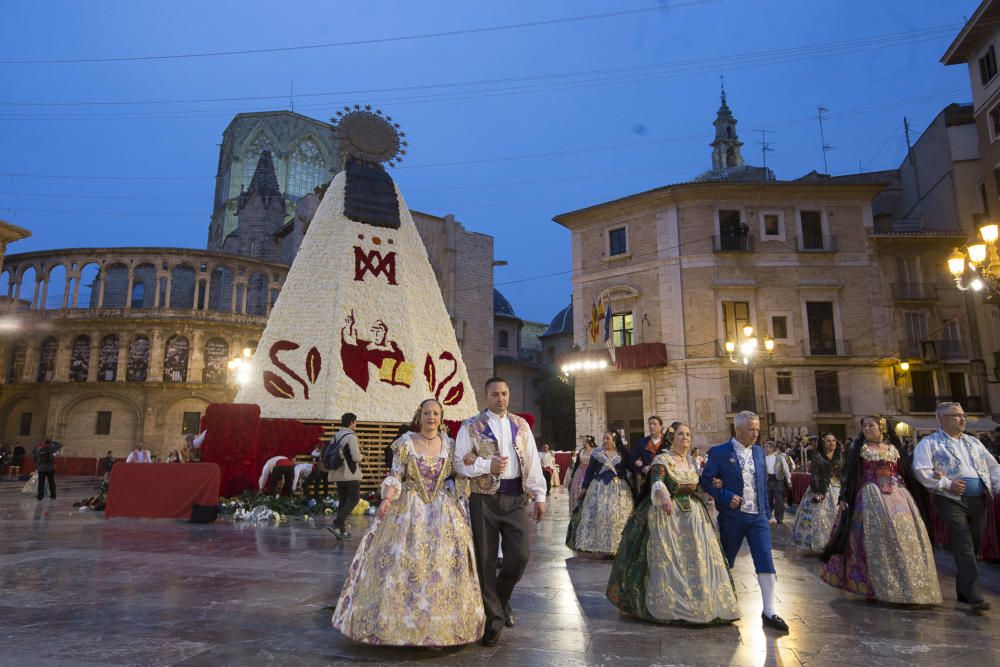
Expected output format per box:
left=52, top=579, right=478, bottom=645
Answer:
left=235, top=172, right=480, bottom=422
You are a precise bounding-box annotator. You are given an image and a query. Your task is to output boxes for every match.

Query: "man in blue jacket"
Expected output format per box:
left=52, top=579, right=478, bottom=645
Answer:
left=700, top=410, right=788, bottom=632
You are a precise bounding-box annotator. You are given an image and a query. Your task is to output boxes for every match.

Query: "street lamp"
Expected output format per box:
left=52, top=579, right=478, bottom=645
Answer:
left=947, top=221, right=1000, bottom=292
left=228, top=347, right=253, bottom=385
left=725, top=324, right=775, bottom=433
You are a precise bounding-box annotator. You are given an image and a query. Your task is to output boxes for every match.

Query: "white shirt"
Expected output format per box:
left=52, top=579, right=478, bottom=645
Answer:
left=540, top=451, right=556, bottom=470
left=125, top=449, right=151, bottom=464
left=731, top=438, right=757, bottom=514
left=454, top=410, right=547, bottom=503
left=258, top=455, right=294, bottom=491
left=190, top=430, right=207, bottom=448
left=292, top=463, right=314, bottom=491
left=912, top=430, right=1000, bottom=493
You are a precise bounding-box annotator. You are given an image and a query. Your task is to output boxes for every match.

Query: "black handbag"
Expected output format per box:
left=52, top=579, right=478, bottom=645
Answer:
left=189, top=504, right=219, bottom=524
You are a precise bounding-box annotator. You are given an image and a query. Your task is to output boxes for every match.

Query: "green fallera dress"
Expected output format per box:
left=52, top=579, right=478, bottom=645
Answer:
left=607, top=451, right=739, bottom=625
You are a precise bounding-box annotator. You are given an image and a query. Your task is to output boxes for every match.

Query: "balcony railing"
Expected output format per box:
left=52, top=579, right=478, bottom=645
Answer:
left=909, top=395, right=984, bottom=413
left=805, top=338, right=852, bottom=357
left=902, top=339, right=967, bottom=361
left=798, top=235, right=837, bottom=252
left=713, top=234, right=754, bottom=252
left=891, top=283, right=938, bottom=301
left=727, top=394, right=757, bottom=413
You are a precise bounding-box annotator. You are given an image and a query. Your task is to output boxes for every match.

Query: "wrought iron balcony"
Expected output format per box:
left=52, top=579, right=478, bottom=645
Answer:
left=891, top=283, right=938, bottom=301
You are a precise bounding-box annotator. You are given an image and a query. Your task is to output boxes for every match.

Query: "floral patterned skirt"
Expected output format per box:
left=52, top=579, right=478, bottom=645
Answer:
left=607, top=498, right=738, bottom=624
left=791, top=483, right=840, bottom=554
left=573, top=478, right=634, bottom=556
left=332, top=488, right=485, bottom=645
left=820, top=482, right=941, bottom=604
left=568, top=465, right=587, bottom=512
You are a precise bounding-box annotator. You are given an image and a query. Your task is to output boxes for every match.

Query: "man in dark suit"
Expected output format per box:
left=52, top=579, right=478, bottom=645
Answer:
left=700, top=410, right=788, bottom=632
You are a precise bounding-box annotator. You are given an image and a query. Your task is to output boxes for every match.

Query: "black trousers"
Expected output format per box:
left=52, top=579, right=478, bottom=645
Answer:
left=334, top=480, right=361, bottom=529
left=266, top=465, right=294, bottom=496
left=767, top=475, right=787, bottom=523
left=469, top=492, right=530, bottom=633
left=935, top=494, right=987, bottom=603
left=542, top=469, right=552, bottom=494
left=37, top=470, right=56, bottom=500
left=304, top=467, right=329, bottom=500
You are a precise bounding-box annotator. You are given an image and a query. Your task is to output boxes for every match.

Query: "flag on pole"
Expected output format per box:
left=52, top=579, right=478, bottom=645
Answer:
left=589, top=297, right=599, bottom=343
left=603, top=297, right=616, bottom=364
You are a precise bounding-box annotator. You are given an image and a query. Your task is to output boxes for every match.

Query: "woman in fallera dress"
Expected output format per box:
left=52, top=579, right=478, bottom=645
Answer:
left=607, top=422, right=739, bottom=624
left=570, top=430, right=634, bottom=556
left=820, top=416, right=942, bottom=605
left=567, top=436, right=596, bottom=512
left=791, top=433, right=844, bottom=554
left=332, top=398, right=485, bottom=646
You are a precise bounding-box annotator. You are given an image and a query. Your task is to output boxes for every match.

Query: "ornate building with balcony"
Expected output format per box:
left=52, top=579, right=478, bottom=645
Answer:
left=553, top=93, right=897, bottom=445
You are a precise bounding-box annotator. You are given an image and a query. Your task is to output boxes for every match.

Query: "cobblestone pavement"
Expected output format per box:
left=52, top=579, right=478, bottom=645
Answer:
left=2, top=478, right=999, bottom=666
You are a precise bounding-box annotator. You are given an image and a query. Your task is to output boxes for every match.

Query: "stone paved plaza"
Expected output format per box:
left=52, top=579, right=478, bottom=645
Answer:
left=3, top=478, right=1000, bottom=666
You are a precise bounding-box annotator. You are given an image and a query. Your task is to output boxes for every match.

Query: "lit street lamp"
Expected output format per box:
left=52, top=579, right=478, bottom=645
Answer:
left=228, top=347, right=253, bottom=385
left=947, top=221, right=1000, bottom=293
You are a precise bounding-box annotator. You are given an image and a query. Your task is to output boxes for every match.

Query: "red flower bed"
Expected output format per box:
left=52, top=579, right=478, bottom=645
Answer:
left=200, top=403, right=323, bottom=497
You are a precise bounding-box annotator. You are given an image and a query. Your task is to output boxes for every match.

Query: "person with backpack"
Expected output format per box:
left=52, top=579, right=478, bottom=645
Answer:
left=327, top=412, right=363, bottom=539
left=33, top=438, right=62, bottom=501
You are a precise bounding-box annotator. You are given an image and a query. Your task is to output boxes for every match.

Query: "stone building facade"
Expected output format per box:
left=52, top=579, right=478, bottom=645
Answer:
left=0, top=248, right=286, bottom=458
left=555, top=179, right=893, bottom=446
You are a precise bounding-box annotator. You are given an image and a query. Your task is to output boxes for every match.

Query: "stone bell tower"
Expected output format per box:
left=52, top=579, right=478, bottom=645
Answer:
left=710, top=85, right=745, bottom=172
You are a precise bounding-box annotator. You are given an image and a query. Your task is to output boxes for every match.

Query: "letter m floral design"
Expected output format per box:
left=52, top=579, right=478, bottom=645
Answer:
left=354, top=247, right=397, bottom=285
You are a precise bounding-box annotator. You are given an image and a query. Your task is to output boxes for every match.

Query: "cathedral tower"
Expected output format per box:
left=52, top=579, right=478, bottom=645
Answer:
left=710, top=86, right=745, bottom=172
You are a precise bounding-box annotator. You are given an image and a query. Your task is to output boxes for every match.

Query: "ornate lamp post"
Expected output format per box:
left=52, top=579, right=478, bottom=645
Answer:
left=725, top=325, right=775, bottom=434
left=947, top=221, right=1000, bottom=292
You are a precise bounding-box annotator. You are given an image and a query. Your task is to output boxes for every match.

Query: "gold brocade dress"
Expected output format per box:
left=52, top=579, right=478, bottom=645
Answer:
left=607, top=452, right=739, bottom=624
left=820, top=445, right=941, bottom=604
left=331, top=434, right=485, bottom=646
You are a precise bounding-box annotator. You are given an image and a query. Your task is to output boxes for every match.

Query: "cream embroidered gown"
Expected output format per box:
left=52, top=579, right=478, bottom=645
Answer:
left=332, top=434, right=485, bottom=645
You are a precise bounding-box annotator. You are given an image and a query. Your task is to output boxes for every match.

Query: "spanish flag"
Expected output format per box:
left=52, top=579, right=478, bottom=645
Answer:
left=589, top=296, right=603, bottom=343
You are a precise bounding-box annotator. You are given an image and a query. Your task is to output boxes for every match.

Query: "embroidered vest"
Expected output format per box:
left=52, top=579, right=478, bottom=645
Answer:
left=463, top=412, right=529, bottom=495
left=923, top=430, right=995, bottom=501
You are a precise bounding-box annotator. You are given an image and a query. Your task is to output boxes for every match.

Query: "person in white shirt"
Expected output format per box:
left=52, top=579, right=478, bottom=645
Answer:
left=912, top=402, right=1000, bottom=614
left=454, top=376, right=546, bottom=646
left=763, top=442, right=794, bottom=524
left=125, top=443, right=152, bottom=464
left=539, top=443, right=557, bottom=493
left=258, top=455, right=295, bottom=496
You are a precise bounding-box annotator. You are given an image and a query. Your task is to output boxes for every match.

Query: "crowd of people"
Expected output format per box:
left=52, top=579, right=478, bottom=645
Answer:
left=321, top=383, right=1000, bottom=649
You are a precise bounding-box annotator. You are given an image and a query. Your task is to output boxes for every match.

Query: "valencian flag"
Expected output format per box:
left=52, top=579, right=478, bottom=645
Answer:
left=603, top=297, right=615, bottom=363
left=589, top=296, right=604, bottom=343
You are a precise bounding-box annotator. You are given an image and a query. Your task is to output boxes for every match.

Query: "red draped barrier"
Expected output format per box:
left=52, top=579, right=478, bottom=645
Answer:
left=790, top=472, right=812, bottom=505
left=199, top=403, right=324, bottom=498
left=17, top=456, right=100, bottom=477
left=930, top=491, right=1000, bottom=560
left=555, top=452, right=572, bottom=483
left=105, top=463, right=221, bottom=519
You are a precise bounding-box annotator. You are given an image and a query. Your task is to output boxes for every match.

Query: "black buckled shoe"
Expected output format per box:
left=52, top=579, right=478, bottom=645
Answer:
left=762, top=613, right=789, bottom=632
left=481, top=626, right=502, bottom=646
left=503, top=603, right=515, bottom=627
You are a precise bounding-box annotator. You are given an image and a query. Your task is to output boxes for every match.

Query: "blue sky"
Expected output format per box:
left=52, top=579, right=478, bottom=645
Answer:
left=0, top=0, right=981, bottom=323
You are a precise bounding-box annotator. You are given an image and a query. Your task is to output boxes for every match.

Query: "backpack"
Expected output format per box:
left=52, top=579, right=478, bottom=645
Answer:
left=322, top=432, right=355, bottom=473
left=35, top=446, right=53, bottom=467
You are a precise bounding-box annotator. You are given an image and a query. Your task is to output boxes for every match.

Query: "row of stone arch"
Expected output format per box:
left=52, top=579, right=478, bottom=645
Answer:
left=7, top=334, right=247, bottom=385
left=2, top=261, right=277, bottom=315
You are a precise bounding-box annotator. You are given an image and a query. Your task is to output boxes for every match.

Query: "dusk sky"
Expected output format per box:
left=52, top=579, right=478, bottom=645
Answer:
left=0, top=0, right=981, bottom=323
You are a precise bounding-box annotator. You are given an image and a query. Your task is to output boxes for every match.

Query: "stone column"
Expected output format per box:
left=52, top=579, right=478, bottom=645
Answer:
left=71, top=274, right=82, bottom=308
left=148, top=329, right=165, bottom=383
left=39, top=273, right=49, bottom=311
left=115, top=335, right=128, bottom=383
left=124, top=268, right=134, bottom=310
left=202, top=273, right=213, bottom=311
left=87, top=331, right=100, bottom=382
left=53, top=334, right=71, bottom=382
left=189, top=330, right=205, bottom=384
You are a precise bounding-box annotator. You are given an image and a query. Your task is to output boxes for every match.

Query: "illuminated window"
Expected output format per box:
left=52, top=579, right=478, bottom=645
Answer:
left=612, top=312, right=633, bottom=347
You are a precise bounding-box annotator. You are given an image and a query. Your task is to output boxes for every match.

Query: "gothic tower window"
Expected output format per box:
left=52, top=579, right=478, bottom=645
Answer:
left=287, top=139, right=326, bottom=197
